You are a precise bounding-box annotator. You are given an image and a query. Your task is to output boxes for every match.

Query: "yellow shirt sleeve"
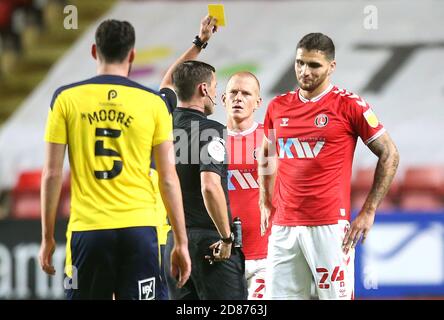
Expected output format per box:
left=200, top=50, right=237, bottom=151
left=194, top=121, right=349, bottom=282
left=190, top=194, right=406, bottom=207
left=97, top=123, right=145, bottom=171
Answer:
left=44, top=94, right=68, bottom=144
left=152, top=100, right=173, bottom=146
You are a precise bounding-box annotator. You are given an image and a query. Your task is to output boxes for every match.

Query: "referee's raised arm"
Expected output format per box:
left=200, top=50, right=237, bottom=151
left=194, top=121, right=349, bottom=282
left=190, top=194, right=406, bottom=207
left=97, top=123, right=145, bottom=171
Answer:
left=159, top=15, right=218, bottom=91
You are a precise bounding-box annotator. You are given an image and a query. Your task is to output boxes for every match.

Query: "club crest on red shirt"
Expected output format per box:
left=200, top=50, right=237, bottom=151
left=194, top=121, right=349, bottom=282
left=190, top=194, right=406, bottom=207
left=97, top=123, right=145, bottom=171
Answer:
left=314, top=114, right=329, bottom=128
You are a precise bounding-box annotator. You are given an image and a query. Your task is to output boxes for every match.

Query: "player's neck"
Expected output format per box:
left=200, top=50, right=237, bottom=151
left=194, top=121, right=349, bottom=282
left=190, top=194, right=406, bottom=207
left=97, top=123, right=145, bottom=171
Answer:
left=180, top=96, right=207, bottom=114
left=227, top=117, right=255, bottom=133
left=97, top=64, right=130, bottom=77
left=300, top=80, right=332, bottom=101
left=182, top=105, right=205, bottom=114
left=180, top=100, right=205, bottom=114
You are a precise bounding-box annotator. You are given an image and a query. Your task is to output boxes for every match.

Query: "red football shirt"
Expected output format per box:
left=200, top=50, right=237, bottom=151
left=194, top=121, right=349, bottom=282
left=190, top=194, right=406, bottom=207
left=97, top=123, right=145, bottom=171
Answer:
left=227, top=122, right=270, bottom=260
left=263, top=85, right=385, bottom=226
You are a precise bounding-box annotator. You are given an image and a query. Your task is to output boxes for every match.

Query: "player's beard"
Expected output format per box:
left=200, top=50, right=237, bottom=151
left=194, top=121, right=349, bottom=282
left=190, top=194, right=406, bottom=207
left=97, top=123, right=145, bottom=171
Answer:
left=204, top=102, right=214, bottom=115
left=204, top=95, right=215, bottom=115
left=298, top=69, right=329, bottom=92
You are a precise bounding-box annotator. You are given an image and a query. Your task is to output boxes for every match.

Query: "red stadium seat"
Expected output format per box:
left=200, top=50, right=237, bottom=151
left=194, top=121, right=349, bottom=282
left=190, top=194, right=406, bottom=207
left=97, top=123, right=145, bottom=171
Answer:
left=0, top=0, right=33, bottom=30
left=12, top=170, right=72, bottom=219
left=399, top=166, right=444, bottom=211
left=0, top=2, right=14, bottom=30
left=399, top=194, right=443, bottom=211
left=11, top=169, right=42, bottom=219
left=351, top=168, right=399, bottom=212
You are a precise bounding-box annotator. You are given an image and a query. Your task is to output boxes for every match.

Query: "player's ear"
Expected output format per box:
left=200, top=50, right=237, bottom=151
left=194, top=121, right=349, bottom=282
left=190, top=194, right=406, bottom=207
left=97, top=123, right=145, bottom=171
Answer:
left=328, top=60, right=336, bottom=76
left=254, top=96, right=263, bottom=111
left=91, top=44, right=97, bottom=60
left=221, top=92, right=227, bottom=106
left=128, top=48, right=136, bottom=63
left=199, top=82, right=207, bottom=97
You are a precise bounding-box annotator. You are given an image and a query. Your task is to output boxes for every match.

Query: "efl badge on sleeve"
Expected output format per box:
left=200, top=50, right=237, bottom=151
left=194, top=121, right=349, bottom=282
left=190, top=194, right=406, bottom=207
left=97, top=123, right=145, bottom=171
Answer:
left=363, top=109, right=379, bottom=128
left=208, top=137, right=226, bottom=162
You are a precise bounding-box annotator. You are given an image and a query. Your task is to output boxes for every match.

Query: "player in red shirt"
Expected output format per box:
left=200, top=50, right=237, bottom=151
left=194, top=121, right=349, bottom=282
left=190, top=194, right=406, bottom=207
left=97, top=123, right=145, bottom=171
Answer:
left=259, top=33, right=399, bottom=299
left=223, top=72, right=271, bottom=299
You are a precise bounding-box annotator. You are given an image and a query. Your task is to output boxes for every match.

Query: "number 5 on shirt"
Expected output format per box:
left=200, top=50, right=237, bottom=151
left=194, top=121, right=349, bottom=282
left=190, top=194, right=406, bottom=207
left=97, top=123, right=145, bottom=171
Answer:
left=94, top=127, right=123, bottom=179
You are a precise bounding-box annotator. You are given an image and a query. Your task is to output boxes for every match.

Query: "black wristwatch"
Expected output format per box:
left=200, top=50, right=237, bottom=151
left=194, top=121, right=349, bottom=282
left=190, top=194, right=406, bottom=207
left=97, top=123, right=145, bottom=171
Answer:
left=192, top=35, right=208, bottom=49
left=221, top=232, right=234, bottom=244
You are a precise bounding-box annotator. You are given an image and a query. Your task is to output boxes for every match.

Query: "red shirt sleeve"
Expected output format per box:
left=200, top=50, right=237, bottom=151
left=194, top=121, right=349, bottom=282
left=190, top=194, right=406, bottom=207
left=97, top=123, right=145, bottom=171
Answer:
left=345, top=95, right=385, bottom=145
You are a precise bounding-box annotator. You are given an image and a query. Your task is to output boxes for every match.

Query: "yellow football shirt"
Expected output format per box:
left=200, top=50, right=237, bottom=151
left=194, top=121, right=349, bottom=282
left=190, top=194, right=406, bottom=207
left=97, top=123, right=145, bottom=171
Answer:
left=150, top=168, right=171, bottom=246
left=45, top=75, right=172, bottom=231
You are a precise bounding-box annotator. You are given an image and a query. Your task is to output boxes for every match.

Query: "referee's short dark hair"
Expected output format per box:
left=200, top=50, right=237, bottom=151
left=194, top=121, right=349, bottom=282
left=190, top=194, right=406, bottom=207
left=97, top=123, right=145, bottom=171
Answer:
left=172, top=60, right=216, bottom=102
left=95, top=19, right=135, bottom=63
left=297, top=33, right=335, bottom=60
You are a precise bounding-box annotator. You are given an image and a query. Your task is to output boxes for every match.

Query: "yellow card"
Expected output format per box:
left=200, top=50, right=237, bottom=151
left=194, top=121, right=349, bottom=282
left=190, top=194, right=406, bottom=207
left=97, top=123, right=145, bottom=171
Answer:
left=208, top=4, right=226, bottom=26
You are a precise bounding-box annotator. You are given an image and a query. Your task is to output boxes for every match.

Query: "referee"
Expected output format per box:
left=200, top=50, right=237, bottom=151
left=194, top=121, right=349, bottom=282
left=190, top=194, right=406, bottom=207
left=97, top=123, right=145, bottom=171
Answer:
left=160, top=15, right=247, bottom=300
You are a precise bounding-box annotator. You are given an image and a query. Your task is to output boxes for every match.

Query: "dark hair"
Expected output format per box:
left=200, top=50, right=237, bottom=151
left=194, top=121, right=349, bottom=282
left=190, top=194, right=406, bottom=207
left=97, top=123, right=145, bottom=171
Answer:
left=297, top=33, right=335, bottom=60
left=95, top=19, right=135, bottom=63
left=172, top=60, right=216, bottom=102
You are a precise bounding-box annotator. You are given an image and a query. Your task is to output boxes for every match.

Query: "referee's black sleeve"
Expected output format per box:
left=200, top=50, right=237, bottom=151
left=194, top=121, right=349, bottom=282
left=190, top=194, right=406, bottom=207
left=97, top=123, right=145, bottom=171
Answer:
left=159, top=87, right=177, bottom=114
left=199, top=125, right=227, bottom=177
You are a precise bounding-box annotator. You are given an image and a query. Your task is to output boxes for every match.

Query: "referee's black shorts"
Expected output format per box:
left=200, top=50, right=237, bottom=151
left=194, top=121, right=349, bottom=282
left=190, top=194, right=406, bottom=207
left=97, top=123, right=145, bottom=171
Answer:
left=164, top=228, right=248, bottom=300
left=65, top=226, right=163, bottom=300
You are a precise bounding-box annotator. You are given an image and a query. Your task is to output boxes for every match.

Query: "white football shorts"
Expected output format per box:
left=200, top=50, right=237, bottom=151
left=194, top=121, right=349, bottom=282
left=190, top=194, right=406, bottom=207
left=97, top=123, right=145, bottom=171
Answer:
left=245, top=258, right=267, bottom=300
left=266, top=220, right=354, bottom=300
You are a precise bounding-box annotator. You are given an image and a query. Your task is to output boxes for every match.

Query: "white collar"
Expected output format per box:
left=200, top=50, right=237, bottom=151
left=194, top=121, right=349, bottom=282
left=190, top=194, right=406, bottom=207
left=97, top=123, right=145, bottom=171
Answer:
left=299, top=84, right=333, bottom=103
left=227, top=122, right=258, bottom=136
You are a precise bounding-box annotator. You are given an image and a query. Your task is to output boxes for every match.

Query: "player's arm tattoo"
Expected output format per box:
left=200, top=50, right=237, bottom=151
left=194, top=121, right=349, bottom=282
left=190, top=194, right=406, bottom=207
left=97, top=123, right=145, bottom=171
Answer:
left=365, top=132, right=400, bottom=211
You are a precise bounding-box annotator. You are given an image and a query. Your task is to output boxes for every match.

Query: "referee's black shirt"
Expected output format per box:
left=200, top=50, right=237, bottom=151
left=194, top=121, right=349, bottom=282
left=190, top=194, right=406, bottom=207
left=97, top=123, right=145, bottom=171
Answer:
left=173, top=107, right=231, bottom=230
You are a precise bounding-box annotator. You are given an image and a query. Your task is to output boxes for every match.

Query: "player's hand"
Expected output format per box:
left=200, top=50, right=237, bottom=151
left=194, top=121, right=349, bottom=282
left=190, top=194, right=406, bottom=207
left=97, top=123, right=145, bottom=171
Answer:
left=39, top=237, right=56, bottom=275
left=205, top=240, right=231, bottom=262
left=170, top=243, right=191, bottom=288
left=259, top=197, right=272, bottom=236
left=342, top=210, right=376, bottom=253
left=199, top=15, right=218, bottom=43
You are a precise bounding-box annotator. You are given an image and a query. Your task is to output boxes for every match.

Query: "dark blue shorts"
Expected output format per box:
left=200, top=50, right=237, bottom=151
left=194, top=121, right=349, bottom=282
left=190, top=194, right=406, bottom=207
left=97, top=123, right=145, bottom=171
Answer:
left=65, top=226, right=162, bottom=300
left=159, top=244, right=169, bottom=300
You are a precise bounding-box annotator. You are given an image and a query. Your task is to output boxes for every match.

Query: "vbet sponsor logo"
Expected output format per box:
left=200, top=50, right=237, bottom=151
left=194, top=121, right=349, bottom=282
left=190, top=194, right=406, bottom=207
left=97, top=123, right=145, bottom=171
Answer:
left=228, top=170, right=259, bottom=191
left=278, top=137, right=325, bottom=159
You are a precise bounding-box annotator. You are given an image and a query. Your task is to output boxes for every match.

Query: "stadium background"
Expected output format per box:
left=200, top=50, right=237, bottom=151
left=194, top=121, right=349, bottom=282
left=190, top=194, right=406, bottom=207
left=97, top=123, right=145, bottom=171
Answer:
left=0, top=0, right=443, bottom=299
